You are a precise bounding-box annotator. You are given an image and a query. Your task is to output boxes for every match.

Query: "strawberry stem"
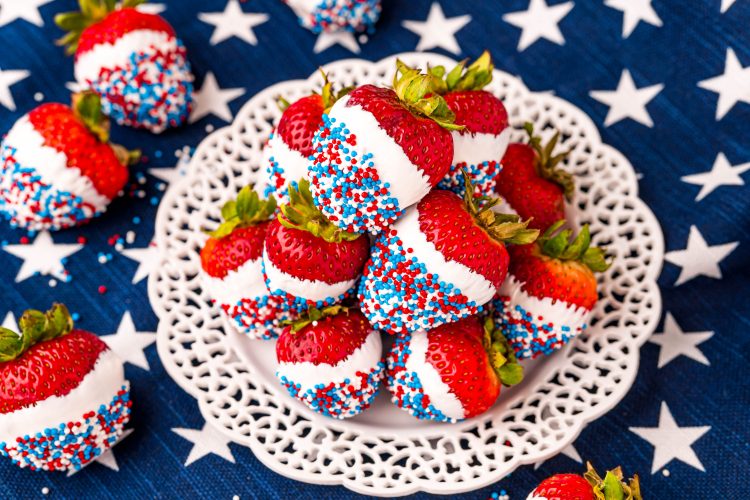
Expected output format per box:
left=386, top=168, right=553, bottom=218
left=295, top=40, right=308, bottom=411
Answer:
left=429, top=50, right=495, bottom=93
left=393, top=60, right=463, bottom=131
left=284, top=305, right=349, bottom=333
left=537, top=220, right=610, bottom=272
left=461, top=170, right=539, bottom=245
left=584, top=462, right=643, bottom=500
left=482, top=316, right=523, bottom=386
left=0, top=304, right=74, bottom=363
left=278, top=179, right=362, bottom=243
left=523, top=122, right=575, bottom=201
left=55, top=0, right=148, bottom=55
left=208, top=186, right=277, bottom=238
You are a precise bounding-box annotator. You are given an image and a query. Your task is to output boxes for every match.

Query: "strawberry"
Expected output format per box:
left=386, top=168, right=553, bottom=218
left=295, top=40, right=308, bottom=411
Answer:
left=529, top=463, right=642, bottom=500
left=200, top=187, right=294, bottom=340
left=493, top=221, right=610, bottom=359
left=430, top=51, right=511, bottom=198
left=358, top=176, right=538, bottom=335
left=386, top=315, right=522, bottom=422
left=496, top=123, right=574, bottom=231
left=263, top=180, right=370, bottom=312
left=309, top=61, right=460, bottom=234
left=0, top=92, right=137, bottom=232
left=0, top=304, right=131, bottom=472
left=276, top=306, right=384, bottom=419
left=55, top=0, right=193, bottom=133
left=259, top=74, right=350, bottom=205
left=283, top=0, right=382, bottom=34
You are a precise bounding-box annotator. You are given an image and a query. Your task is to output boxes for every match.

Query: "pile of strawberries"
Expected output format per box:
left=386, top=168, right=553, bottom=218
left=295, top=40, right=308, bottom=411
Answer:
left=200, top=52, right=611, bottom=422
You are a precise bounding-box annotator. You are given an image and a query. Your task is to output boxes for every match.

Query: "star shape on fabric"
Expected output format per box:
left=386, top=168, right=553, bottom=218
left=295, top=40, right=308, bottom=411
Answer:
left=173, top=422, right=236, bottom=466
left=604, top=0, right=662, bottom=38
left=721, top=0, right=738, bottom=13
left=682, top=152, right=750, bottom=202
left=198, top=0, right=269, bottom=46
left=534, top=443, right=582, bottom=470
left=3, top=231, right=83, bottom=283
left=136, top=3, right=166, bottom=15
left=503, top=0, right=574, bottom=52
left=67, top=429, right=134, bottom=477
left=401, top=2, right=472, bottom=55
left=630, top=402, right=711, bottom=473
left=149, top=148, right=192, bottom=185
left=0, top=66, right=30, bottom=111
left=648, top=312, right=713, bottom=369
left=0, top=0, right=54, bottom=28
left=314, top=30, right=360, bottom=54
left=589, top=69, right=663, bottom=127
left=120, top=242, right=161, bottom=285
left=100, top=312, right=156, bottom=371
left=190, top=72, right=245, bottom=124
left=698, top=48, right=750, bottom=121
left=664, top=225, right=738, bottom=286
left=2, top=312, right=17, bottom=331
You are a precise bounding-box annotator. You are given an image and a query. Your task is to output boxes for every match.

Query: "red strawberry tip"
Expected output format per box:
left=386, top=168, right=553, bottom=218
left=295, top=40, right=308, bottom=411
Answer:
left=538, top=220, right=611, bottom=273
left=284, top=304, right=350, bottom=334
left=279, top=179, right=363, bottom=243
left=522, top=122, right=576, bottom=200
left=482, top=316, right=523, bottom=386
left=208, top=186, right=277, bottom=239
left=276, top=71, right=350, bottom=114
left=583, top=462, right=643, bottom=500
left=392, top=60, right=463, bottom=131
left=460, top=170, right=540, bottom=245
left=0, top=304, right=74, bottom=363
left=54, top=0, right=148, bottom=55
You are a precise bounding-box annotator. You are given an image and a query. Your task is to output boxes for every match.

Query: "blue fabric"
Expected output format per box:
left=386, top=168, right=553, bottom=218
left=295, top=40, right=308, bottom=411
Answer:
left=1, top=0, right=748, bottom=498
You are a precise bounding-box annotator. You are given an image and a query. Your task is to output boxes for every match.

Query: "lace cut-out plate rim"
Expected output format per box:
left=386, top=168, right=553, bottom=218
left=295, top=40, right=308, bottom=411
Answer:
left=149, top=52, right=664, bottom=497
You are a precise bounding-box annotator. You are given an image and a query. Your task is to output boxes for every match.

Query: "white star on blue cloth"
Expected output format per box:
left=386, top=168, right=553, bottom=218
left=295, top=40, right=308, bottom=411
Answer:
left=0, top=66, right=30, bottom=111
left=190, top=72, right=245, bottom=123
left=314, top=30, right=360, bottom=54
left=198, top=0, right=269, bottom=46
left=100, top=312, right=156, bottom=371
left=173, top=422, right=236, bottom=466
left=698, top=48, right=750, bottom=120
left=3, top=231, right=83, bottom=283
left=649, top=312, right=713, bottom=368
left=1, top=312, right=17, bottom=331
left=0, top=0, right=53, bottom=28
left=402, top=2, right=471, bottom=55
left=721, top=0, right=738, bottom=13
left=604, top=0, right=662, bottom=38
left=590, top=69, right=663, bottom=127
left=503, top=0, right=574, bottom=51
left=682, top=152, right=750, bottom=202
left=664, top=225, right=738, bottom=286
left=630, top=402, right=711, bottom=473
left=120, top=242, right=161, bottom=285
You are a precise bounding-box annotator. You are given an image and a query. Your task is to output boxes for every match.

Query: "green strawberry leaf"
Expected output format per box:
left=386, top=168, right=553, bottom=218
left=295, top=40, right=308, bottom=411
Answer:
left=602, top=471, right=625, bottom=500
left=583, top=246, right=610, bottom=272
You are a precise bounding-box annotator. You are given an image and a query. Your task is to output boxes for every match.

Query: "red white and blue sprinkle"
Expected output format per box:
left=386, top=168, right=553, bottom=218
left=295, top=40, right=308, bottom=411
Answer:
left=438, top=160, right=501, bottom=199
left=288, top=0, right=382, bottom=34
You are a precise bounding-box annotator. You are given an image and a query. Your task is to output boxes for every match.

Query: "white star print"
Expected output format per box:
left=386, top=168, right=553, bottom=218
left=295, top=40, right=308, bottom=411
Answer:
left=136, top=3, right=166, bottom=15
left=0, top=66, right=30, bottom=111
left=590, top=69, right=663, bottom=127
left=1, top=312, right=17, bottom=331
left=190, top=72, right=245, bottom=124
left=120, top=242, right=161, bottom=285
left=682, top=152, right=750, bottom=202
left=698, top=48, right=750, bottom=120
left=100, top=312, right=156, bottom=371
left=604, top=0, right=662, bottom=38
left=503, top=0, right=574, bottom=51
left=664, top=225, right=738, bottom=286
left=0, top=0, right=53, bottom=28
left=314, top=30, right=360, bottom=54
left=198, top=0, right=269, bottom=46
left=67, top=429, right=134, bottom=477
left=173, top=422, right=236, bottom=466
left=721, top=0, right=738, bottom=13
left=630, top=402, right=710, bottom=473
left=402, top=2, right=471, bottom=55
left=3, top=232, right=83, bottom=283
left=534, top=443, right=582, bottom=469
left=649, top=312, right=713, bottom=369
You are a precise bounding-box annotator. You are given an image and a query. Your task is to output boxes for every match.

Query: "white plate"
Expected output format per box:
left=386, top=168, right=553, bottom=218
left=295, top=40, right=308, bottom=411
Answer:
left=149, top=53, right=664, bottom=497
